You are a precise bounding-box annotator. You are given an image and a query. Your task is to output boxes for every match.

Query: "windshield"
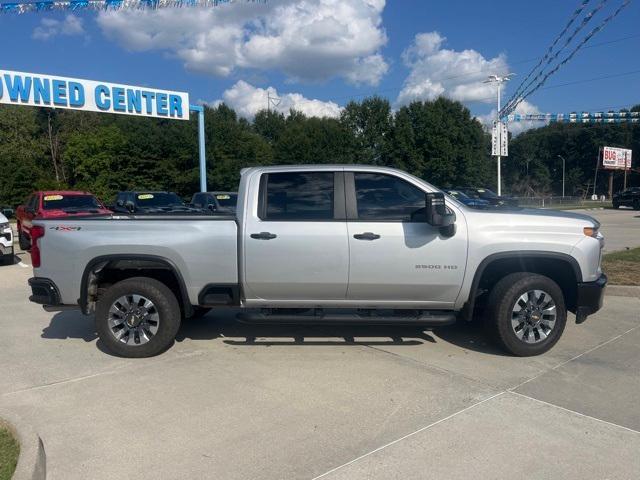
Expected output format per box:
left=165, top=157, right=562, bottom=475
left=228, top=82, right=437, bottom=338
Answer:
left=135, top=193, right=184, bottom=207
left=446, top=190, right=470, bottom=200
left=43, top=194, right=102, bottom=211
left=474, top=188, right=498, bottom=199
left=215, top=193, right=237, bottom=208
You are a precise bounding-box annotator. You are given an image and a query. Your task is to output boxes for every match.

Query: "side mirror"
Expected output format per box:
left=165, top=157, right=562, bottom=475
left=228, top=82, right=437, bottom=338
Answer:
left=426, top=192, right=456, bottom=236
left=124, top=200, right=135, bottom=213
left=116, top=200, right=124, bottom=207
left=26, top=206, right=36, bottom=215
left=207, top=204, right=216, bottom=211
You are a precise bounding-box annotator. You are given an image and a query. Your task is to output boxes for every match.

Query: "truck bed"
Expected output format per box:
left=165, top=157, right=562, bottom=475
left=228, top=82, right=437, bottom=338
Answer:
left=33, top=214, right=238, bottom=306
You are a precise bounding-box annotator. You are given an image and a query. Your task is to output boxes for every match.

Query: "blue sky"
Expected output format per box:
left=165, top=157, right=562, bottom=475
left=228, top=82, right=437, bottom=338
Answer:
left=0, top=0, right=638, bottom=120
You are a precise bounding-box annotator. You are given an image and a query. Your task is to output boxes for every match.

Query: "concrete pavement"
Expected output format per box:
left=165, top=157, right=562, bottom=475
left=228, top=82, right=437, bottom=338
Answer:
left=1, top=251, right=639, bottom=479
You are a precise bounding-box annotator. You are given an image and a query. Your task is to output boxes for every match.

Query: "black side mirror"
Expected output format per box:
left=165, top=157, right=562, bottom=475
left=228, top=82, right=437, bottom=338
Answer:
left=125, top=200, right=135, bottom=213
left=26, top=206, right=35, bottom=215
left=426, top=192, right=456, bottom=236
left=116, top=200, right=124, bottom=207
left=207, top=204, right=216, bottom=211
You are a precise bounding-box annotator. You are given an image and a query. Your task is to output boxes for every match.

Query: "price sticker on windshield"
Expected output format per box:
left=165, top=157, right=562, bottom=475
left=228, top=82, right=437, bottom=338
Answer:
left=44, top=195, right=64, bottom=201
left=138, top=194, right=154, bottom=200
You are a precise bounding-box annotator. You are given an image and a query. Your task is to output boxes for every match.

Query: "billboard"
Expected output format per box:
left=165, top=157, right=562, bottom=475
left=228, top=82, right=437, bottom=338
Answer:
left=0, top=70, right=190, bottom=120
left=602, top=146, right=632, bottom=170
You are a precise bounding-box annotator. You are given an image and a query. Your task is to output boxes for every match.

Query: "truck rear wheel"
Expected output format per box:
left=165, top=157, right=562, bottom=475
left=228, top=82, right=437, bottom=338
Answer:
left=95, top=277, right=181, bottom=358
left=485, top=272, right=566, bottom=356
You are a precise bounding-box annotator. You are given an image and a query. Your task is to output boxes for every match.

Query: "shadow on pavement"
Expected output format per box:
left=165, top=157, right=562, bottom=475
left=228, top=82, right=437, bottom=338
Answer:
left=41, top=309, right=506, bottom=355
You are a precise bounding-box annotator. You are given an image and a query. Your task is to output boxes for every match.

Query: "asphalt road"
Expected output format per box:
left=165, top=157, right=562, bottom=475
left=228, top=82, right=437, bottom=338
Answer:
left=1, top=236, right=639, bottom=479
left=569, top=207, right=640, bottom=252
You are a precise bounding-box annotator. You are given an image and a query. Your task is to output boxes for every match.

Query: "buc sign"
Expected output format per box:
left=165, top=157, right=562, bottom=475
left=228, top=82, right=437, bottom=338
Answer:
left=602, top=146, right=632, bottom=170
left=0, top=69, right=190, bottom=120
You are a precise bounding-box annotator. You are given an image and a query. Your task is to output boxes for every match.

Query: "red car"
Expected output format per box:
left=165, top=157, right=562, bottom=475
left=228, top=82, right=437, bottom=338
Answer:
left=16, top=191, right=111, bottom=250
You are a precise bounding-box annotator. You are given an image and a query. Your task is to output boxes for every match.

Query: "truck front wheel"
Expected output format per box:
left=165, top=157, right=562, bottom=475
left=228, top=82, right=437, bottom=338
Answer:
left=485, top=272, right=567, bottom=356
left=95, top=277, right=181, bottom=358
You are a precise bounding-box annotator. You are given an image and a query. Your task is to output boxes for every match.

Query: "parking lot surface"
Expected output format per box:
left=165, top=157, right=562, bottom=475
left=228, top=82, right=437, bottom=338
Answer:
left=1, top=209, right=639, bottom=480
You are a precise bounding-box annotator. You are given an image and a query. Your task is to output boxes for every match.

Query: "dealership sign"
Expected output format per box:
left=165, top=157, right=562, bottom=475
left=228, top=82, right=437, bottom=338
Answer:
left=0, top=69, right=190, bottom=120
left=602, top=146, right=632, bottom=170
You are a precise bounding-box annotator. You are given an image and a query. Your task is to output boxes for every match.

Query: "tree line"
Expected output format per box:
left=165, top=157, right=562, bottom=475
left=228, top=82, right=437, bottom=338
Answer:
left=0, top=96, right=638, bottom=207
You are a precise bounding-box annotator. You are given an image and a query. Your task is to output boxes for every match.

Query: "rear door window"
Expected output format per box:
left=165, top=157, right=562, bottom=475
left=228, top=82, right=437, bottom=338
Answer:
left=260, top=172, right=334, bottom=221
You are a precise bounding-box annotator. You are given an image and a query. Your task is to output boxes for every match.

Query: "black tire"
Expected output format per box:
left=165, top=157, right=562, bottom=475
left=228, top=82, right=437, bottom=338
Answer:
left=18, top=231, right=30, bottom=251
left=95, top=277, right=181, bottom=358
left=1, top=247, right=14, bottom=265
left=485, top=272, right=567, bottom=356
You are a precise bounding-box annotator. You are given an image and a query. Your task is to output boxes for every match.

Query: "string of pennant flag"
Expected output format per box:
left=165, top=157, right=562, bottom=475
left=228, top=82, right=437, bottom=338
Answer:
left=0, top=0, right=264, bottom=14
left=504, top=111, right=640, bottom=123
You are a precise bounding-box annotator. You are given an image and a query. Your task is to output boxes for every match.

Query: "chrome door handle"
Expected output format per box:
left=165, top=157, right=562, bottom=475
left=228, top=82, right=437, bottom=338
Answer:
left=250, top=232, right=277, bottom=240
left=353, top=232, right=380, bottom=241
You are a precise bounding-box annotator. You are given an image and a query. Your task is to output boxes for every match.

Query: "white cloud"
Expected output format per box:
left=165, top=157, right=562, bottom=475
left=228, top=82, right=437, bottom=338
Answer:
left=211, top=80, right=343, bottom=119
left=477, top=100, right=544, bottom=136
left=396, top=31, right=509, bottom=106
left=97, top=0, right=388, bottom=85
left=32, top=15, right=85, bottom=41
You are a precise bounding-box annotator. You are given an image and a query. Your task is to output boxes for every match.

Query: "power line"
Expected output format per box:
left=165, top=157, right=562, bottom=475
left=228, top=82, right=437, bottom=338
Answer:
left=503, top=0, right=613, bottom=115
left=502, top=0, right=631, bottom=116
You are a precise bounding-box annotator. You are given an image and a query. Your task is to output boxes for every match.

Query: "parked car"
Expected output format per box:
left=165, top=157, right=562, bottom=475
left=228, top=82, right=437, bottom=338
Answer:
left=112, top=191, right=204, bottom=214
left=190, top=192, right=238, bottom=213
left=612, top=187, right=640, bottom=210
left=28, top=165, right=606, bottom=359
left=445, top=189, right=490, bottom=209
left=456, top=187, right=518, bottom=207
left=16, top=191, right=111, bottom=250
left=1, top=206, right=14, bottom=218
left=0, top=212, right=13, bottom=265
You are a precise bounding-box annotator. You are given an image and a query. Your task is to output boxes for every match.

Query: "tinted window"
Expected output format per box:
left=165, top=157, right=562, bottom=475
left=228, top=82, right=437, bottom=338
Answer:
left=191, top=193, right=205, bottom=207
left=263, top=172, right=334, bottom=221
left=354, top=173, right=425, bottom=221
left=43, top=194, right=101, bottom=211
left=135, top=193, right=183, bottom=207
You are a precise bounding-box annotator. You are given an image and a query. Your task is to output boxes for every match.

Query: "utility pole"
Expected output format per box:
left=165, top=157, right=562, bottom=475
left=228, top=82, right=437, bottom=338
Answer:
left=267, top=92, right=281, bottom=113
left=485, top=74, right=515, bottom=196
left=557, top=154, right=566, bottom=197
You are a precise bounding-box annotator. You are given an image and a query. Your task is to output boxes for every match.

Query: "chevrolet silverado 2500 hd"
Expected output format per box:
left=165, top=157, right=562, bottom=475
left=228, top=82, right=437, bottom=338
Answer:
left=27, top=165, right=607, bottom=358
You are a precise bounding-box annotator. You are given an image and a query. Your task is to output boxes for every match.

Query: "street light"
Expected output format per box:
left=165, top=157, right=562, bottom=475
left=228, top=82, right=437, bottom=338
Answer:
left=484, top=73, right=515, bottom=196
left=557, top=154, right=566, bottom=198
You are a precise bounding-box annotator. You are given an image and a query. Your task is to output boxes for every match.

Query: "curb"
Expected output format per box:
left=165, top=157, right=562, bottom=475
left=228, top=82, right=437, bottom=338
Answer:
left=606, top=285, right=640, bottom=298
left=0, top=410, right=46, bottom=480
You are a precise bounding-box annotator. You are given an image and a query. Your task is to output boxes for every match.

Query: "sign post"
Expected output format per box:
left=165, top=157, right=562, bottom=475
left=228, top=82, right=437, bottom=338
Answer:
left=0, top=69, right=208, bottom=191
left=491, top=120, right=508, bottom=195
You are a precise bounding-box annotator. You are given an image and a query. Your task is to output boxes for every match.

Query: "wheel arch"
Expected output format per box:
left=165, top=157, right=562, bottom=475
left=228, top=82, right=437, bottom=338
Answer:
left=462, top=251, right=582, bottom=321
left=80, top=254, right=192, bottom=317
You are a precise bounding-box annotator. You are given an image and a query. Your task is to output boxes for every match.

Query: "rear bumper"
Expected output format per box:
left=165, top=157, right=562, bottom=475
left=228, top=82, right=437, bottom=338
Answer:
left=575, top=273, right=607, bottom=324
left=28, top=277, right=61, bottom=306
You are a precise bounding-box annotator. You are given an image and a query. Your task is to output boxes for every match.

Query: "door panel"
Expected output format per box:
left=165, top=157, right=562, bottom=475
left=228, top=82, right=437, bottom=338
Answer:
left=243, top=171, right=349, bottom=302
left=346, top=172, right=467, bottom=306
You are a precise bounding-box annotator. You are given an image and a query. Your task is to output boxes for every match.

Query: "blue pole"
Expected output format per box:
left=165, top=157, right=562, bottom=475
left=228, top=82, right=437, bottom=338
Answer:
left=190, top=104, right=207, bottom=192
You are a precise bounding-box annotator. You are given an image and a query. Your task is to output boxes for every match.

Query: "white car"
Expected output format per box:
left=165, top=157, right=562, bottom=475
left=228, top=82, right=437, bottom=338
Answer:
left=0, top=213, right=14, bottom=265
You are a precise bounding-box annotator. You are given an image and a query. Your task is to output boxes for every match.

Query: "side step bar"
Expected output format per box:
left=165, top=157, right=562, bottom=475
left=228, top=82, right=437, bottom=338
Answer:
left=237, top=309, right=456, bottom=327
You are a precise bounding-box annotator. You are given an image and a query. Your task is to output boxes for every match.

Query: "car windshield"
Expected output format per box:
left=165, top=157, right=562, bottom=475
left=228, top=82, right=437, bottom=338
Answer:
left=214, top=193, right=237, bottom=208
left=447, top=190, right=470, bottom=200
left=43, top=194, right=102, bottom=211
left=475, top=188, right=498, bottom=199
left=135, top=193, right=184, bottom=207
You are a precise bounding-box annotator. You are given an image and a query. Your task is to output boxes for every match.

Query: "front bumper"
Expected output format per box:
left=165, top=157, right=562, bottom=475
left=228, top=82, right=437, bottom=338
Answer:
left=575, top=273, right=607, bottom=324
left=28, top=277, right=61, bottom=306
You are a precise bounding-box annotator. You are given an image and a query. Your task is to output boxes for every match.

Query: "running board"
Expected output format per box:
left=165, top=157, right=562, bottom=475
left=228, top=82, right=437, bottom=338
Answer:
left=237, top=309, right=456, bottom=326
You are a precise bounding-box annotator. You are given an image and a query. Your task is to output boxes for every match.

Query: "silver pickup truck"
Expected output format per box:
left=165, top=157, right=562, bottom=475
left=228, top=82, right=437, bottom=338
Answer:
left=28, top=165, right=607, bottom=358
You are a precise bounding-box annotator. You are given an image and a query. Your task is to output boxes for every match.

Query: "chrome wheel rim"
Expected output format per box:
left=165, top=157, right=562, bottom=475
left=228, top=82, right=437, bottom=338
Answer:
left=511, top=289, right=556, bottom=344
left=108, top=295, right=160, bottom=346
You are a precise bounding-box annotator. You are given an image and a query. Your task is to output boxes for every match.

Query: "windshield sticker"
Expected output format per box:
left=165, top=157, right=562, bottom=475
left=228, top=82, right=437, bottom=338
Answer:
left=138, top=194, right=154, bottom=200
left=216, top=195, right=231, bottom=200
left=44, top=195, right=64, bottom=201
left=477, top=189, right=485, bottom=193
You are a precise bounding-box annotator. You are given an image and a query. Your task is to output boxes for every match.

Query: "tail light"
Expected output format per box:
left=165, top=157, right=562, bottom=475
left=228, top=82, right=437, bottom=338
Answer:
left=30, top=225, right=45, bottom=268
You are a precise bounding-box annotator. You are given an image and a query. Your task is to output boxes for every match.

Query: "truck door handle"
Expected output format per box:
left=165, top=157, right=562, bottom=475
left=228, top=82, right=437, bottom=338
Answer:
left=353, top=232, right=380, bottom=241
left=250, top=232, right=277, bottom=240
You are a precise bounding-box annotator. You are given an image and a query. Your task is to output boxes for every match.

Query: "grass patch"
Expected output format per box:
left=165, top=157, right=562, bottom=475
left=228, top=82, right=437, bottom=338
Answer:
left=0, top=426, right=19, bottom=480
left=602, top=247, right=640, bottom=286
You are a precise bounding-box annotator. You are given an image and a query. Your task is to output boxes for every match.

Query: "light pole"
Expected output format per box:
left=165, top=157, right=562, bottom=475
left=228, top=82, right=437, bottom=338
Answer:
left=484, top=74, right=515, bottom=196
left=557, top=154, right=566, bottom=198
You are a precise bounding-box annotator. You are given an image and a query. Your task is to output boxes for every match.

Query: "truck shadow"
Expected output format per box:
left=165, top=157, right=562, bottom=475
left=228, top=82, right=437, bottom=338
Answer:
left=41, top=309, right=506, bottom=356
